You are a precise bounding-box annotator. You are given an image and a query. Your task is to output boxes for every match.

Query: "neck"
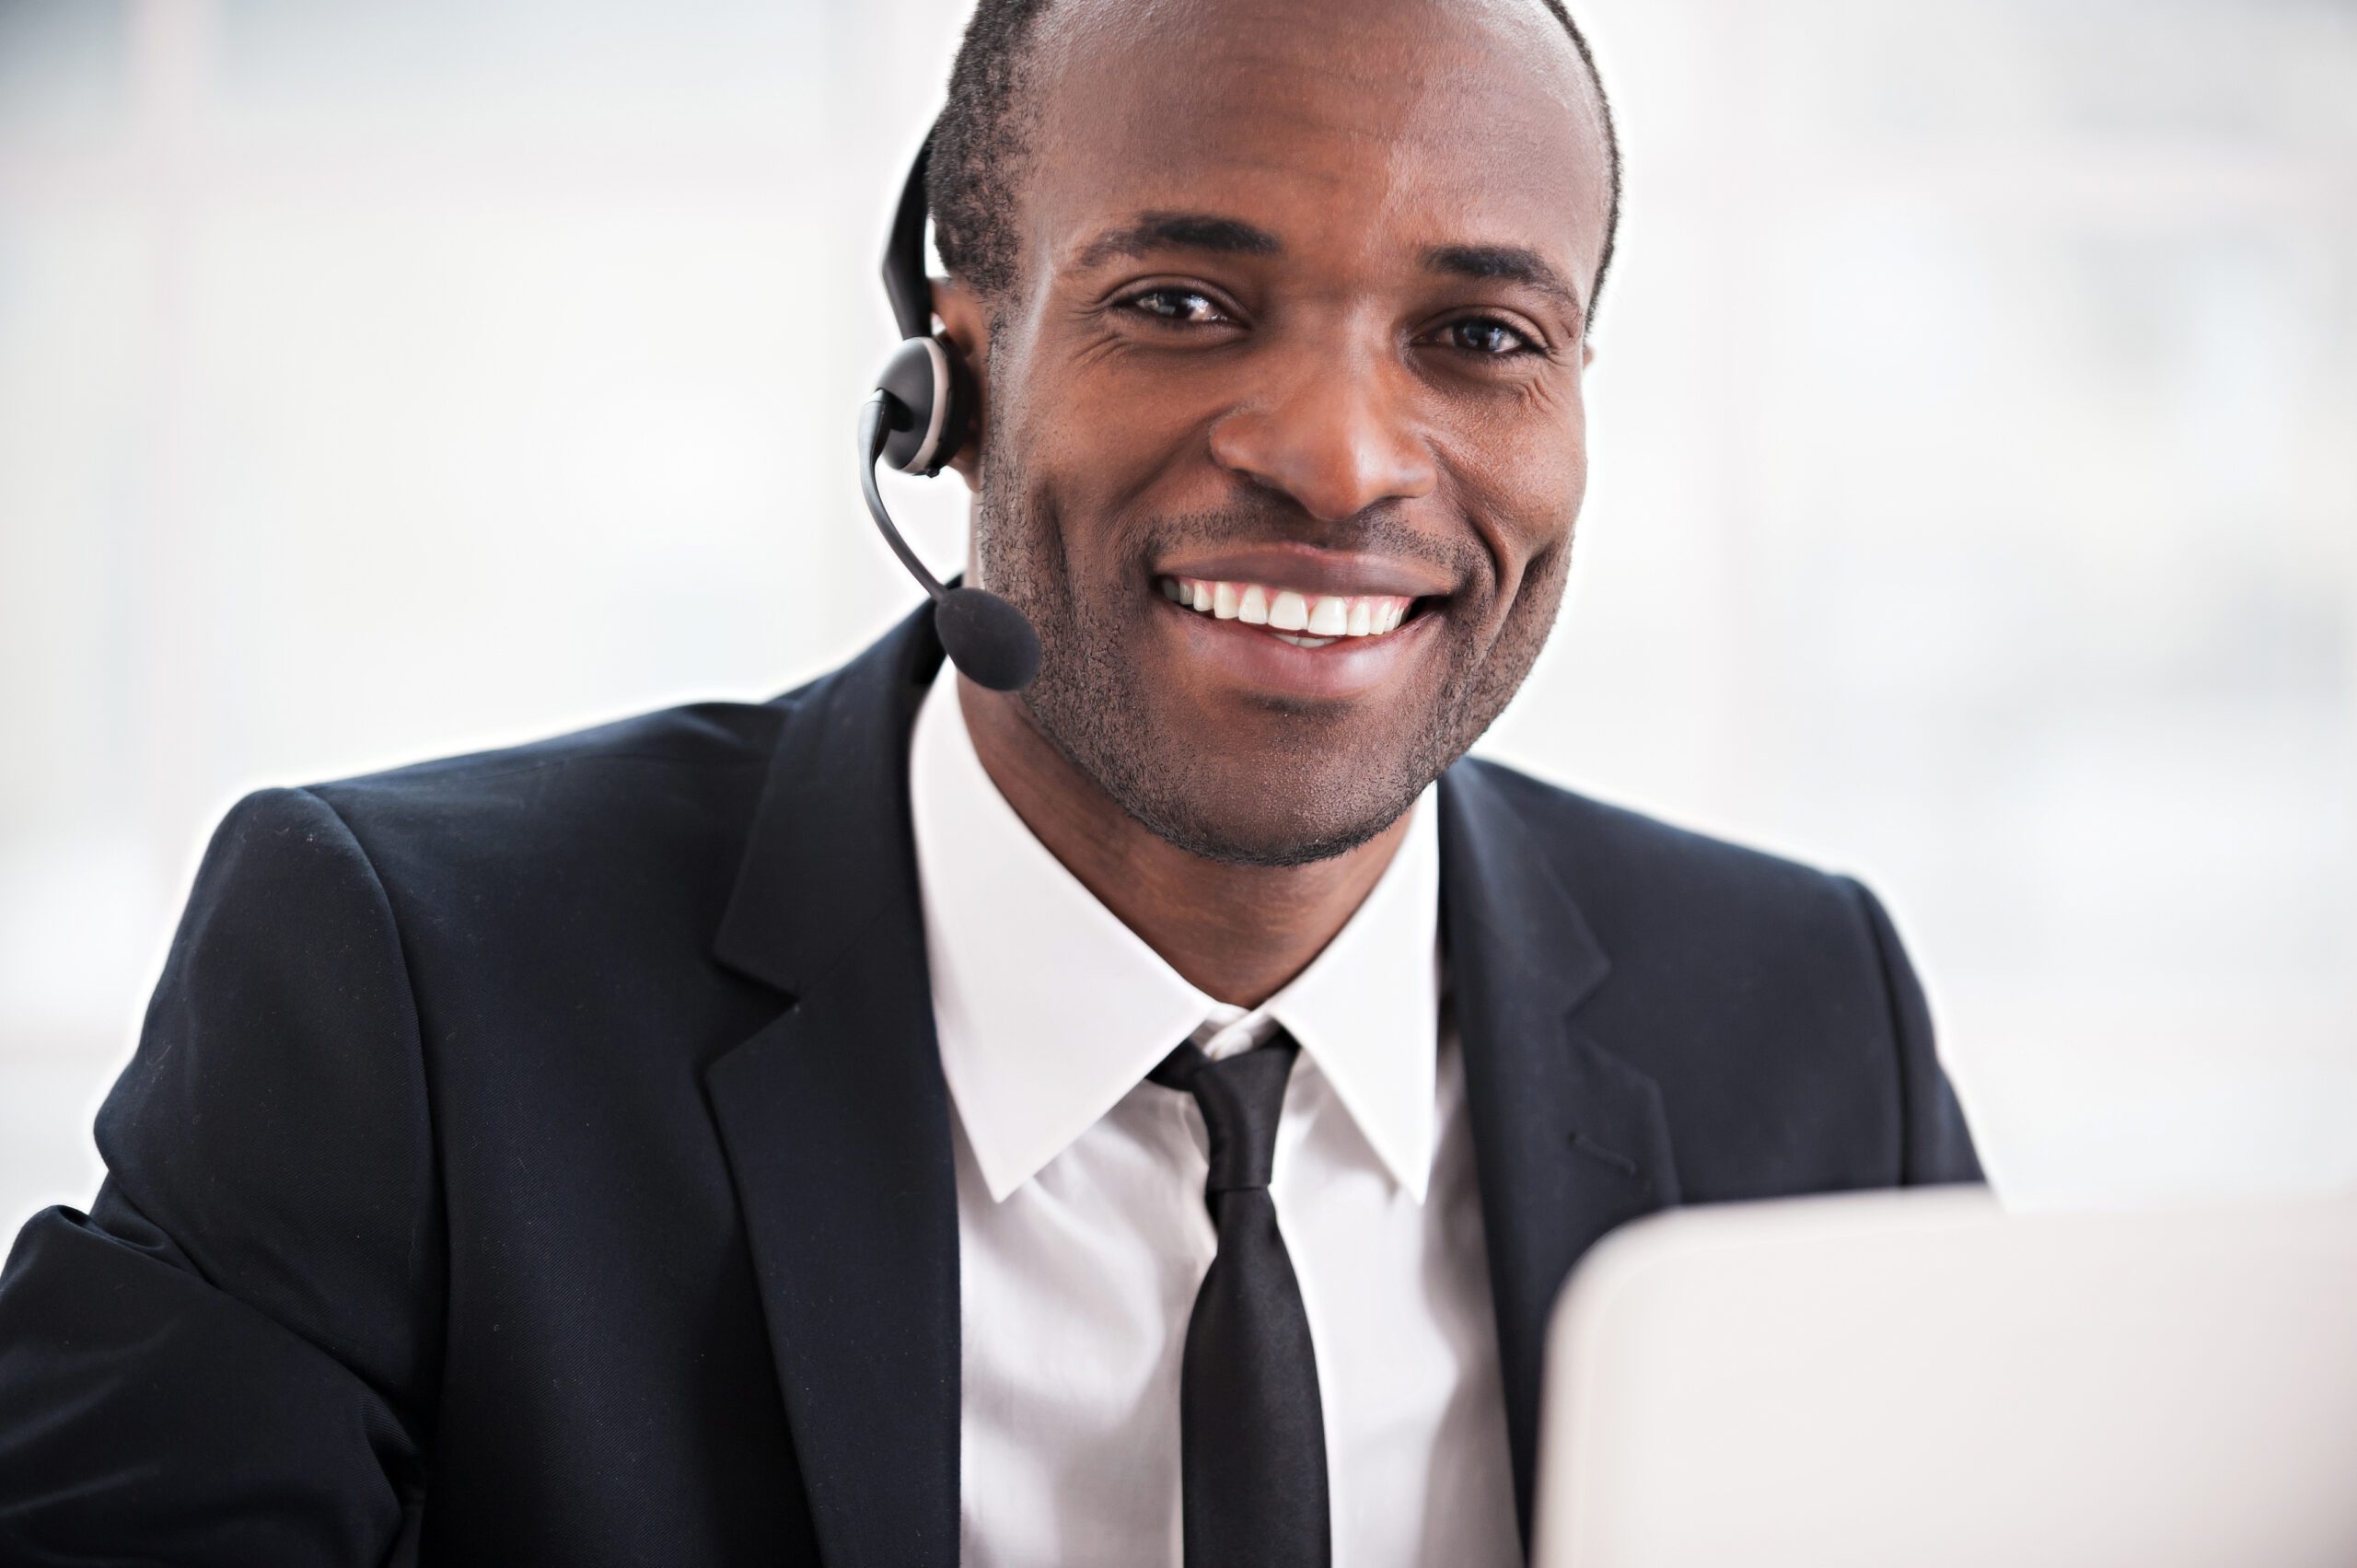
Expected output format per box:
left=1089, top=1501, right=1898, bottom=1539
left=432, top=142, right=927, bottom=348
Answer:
left=958, top=674, right=1410, bottom=1008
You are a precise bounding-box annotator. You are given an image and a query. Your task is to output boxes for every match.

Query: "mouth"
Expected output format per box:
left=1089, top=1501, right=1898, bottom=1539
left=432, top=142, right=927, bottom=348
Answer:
left=1154, top=575, right=1433, bottom=649
left=1142, top=544, right=1456, bottom=702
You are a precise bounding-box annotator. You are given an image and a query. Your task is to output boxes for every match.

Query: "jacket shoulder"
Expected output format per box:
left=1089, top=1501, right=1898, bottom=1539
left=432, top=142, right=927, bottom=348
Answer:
left=260, top=695, right=806, bottom=939
left=1456, top=754, right=1860, bottom=922
left=299, top=692, right=795, bottom=818
left=1454, top=757, right=1919, bottom=1197
left=313, top=696, right=790, bottom=796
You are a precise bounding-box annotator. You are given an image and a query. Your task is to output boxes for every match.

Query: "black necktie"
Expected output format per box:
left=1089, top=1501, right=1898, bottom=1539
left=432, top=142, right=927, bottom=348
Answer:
left=1151, top=1035, right=1331, bottom=1568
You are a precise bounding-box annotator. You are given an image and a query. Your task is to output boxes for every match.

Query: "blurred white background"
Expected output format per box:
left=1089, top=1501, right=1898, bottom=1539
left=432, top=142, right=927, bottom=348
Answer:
left=2, top=0, right=2351, bottom=1239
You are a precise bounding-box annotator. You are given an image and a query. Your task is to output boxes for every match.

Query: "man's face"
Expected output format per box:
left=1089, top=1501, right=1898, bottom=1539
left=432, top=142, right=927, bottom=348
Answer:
left=962, top=0, right=1612, bottom=865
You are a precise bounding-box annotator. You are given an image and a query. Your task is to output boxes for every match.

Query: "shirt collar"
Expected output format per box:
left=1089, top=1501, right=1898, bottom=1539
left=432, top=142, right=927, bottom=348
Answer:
left=908, top=663, right=1441, bottom=1204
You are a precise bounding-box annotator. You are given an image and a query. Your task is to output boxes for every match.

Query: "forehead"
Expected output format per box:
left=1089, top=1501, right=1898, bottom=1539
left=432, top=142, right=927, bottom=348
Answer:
left=1022, top=0, right=1611, bottom=296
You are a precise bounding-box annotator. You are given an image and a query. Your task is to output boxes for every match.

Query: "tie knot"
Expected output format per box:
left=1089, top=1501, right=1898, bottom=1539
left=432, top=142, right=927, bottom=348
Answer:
left=1151, top=1036, right=1298, bottom=1195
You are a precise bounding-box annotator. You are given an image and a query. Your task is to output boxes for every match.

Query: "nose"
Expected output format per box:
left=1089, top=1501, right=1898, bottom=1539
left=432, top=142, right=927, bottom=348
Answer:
left=1206, top=350, right=1438, bottom=523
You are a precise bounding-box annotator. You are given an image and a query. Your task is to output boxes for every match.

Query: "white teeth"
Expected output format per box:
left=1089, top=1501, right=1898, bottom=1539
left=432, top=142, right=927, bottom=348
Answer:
left=1160, top=577, right=1419, bottom=643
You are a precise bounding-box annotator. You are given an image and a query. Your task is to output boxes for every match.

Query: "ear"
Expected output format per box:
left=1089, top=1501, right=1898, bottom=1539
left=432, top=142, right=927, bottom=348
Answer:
left=1582, top=340, right=1596, bottom=370
left=933, top=276, right=992, bottom=493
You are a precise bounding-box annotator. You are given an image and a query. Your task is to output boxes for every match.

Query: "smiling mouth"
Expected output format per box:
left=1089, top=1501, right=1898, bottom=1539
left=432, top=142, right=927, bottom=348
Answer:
left=1155, top=575, right=1430, bottom=648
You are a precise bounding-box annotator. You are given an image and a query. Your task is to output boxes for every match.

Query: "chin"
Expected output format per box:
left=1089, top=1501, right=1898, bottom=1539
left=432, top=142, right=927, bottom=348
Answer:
left=1111, top=745, right=1423, bottom=868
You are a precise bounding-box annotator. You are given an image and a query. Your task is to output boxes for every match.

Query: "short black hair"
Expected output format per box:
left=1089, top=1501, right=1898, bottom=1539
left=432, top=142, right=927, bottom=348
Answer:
left=927, top=0, right=1625, bottom=325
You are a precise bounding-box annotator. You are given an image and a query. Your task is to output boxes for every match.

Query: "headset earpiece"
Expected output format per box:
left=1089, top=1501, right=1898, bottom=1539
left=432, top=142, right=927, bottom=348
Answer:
left=876, top=333, right=977, bottom=477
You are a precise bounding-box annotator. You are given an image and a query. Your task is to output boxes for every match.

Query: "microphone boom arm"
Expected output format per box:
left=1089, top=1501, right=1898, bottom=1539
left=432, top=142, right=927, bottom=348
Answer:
left=859, top=391, right=949, bottom=602
left=853, top=389, right=1042, bottom=691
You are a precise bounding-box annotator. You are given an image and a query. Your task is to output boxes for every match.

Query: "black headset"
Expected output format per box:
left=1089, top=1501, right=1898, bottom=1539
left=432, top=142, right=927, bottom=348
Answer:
left=859, top=127, right=1044, bottom=692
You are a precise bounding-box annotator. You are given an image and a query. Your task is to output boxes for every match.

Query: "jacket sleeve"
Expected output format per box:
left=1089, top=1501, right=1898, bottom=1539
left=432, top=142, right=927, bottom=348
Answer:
left=0, top=786, right=440, bottom=1565
left=1840, top=875, right=1986, bottom=1187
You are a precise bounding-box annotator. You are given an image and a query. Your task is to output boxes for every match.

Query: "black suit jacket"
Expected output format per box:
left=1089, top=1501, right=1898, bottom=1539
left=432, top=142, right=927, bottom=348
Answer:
left=0, top=604, right=1979, bottom=1565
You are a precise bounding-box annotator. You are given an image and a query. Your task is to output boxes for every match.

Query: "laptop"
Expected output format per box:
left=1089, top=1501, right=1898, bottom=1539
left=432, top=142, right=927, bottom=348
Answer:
left=1532, top=1187, right=2357, bottom=1568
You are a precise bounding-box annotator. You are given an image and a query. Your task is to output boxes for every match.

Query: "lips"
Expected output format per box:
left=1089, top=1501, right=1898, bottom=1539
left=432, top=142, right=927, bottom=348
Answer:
left=1137, top=540, right=1452, bottom=698
left=1145, top=542, right=1454, bottom=653
left=1158, top=575, right=1413, bottom=648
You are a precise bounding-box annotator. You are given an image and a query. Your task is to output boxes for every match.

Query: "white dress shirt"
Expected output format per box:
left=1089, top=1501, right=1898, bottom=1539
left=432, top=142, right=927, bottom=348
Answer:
left=908, top=665, right=1520, bottom=1568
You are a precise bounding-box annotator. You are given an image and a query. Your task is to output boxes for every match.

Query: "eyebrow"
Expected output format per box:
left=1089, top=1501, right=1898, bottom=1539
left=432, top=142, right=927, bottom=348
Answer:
left=1072, top=212, right=1284, bottom=271
left=1423, top=243, right=1587, bottom=329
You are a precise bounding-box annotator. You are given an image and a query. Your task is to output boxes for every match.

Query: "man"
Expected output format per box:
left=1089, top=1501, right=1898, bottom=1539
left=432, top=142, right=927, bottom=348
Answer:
left=0, top=0, right=1979, bottom=1562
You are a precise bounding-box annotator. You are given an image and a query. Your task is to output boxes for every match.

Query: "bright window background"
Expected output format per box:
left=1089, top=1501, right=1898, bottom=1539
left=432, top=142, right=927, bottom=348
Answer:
left=3, top=0, right=2352, bottom=1238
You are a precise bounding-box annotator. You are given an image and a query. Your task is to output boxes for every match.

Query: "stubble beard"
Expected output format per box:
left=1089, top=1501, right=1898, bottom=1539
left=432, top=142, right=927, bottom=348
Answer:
left=970, top=423, right=1573, bottom=867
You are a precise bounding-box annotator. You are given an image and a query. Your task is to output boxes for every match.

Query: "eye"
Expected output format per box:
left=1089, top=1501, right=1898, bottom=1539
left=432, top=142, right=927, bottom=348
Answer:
left=1120, top=286, right=1233, bottom=327
left=1430, top=315, right=1541, bottom=357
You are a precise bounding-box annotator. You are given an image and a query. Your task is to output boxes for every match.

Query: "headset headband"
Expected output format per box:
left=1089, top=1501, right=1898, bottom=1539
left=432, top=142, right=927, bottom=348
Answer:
left=882, top=130, right=937, bottom=342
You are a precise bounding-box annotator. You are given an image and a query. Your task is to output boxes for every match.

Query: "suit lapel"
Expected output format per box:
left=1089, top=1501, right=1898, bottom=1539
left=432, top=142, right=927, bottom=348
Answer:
left=705, top=605, right=961, bottom=1568
left=1439, top=761, right=1680, bottom=1551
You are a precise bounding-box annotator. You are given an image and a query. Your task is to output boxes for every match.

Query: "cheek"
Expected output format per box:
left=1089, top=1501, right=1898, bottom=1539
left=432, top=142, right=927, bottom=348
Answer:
left=1444, top=399, right=1588, bottom=599
left=985, top=322, right=1132, bottom=502
left=1013, top=411, right=1202, bottom=584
